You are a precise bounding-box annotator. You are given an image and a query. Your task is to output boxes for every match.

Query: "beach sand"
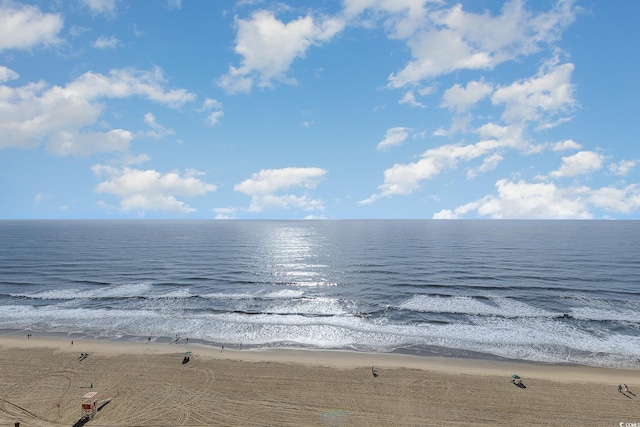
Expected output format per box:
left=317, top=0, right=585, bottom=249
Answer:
left=0, top=335, right=638, bottom=426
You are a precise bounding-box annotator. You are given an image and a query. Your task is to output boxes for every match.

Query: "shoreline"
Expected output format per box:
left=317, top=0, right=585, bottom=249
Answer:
left=1, top=335, right=639, bottom=426
left=2, top=334, right=639, bottom=382
left=5, top=329, right=640, bottom=372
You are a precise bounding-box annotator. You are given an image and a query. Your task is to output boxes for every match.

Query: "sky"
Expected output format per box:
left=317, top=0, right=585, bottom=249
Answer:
left=1, top=0, right=639, bottom=220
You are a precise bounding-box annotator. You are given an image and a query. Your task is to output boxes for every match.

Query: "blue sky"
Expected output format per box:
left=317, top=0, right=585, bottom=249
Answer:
left=1, top=0, right=639, bottom=219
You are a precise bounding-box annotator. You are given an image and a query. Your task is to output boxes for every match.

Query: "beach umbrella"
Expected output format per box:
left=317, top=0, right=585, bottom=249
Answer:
left=511, top=374, right=520, bottom=379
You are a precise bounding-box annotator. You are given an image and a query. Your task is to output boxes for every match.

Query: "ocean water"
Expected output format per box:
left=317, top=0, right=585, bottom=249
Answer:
left=0, top=220, right=638, bottom=369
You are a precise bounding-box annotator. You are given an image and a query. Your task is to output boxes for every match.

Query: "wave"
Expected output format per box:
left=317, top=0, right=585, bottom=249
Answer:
left=0, top=303, right=637, bottom=369
left=398, top=295, right=556, bottom=318
left=396, top=294, right=640, bottom=326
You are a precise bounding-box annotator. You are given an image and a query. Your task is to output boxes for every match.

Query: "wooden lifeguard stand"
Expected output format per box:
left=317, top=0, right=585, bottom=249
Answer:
left=81, top=391, right=98, bottom=419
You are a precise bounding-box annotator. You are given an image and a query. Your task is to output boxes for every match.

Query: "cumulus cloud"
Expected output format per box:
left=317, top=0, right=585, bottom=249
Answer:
left=234, top=167, right=327, bottom=212
left=441, top=79, right=493, bottom=114
left=609, top=160, right=637, bottom=176
left=199, top=98, right=224, bottom=126
left=92, top=35, right=120, bottom=49
left=362, top=124, right=526, bottom=204
left=343, top=0, right=429, bottom=39
left=398, top=90, right=425, bottom=108
left=0, top=65, right=19, bottom=82
left=0, top=67, right=195, bottom=154
left=93, top=165, right=217, bottom=215
left=48, top=129, right=133, bottom=156
left=365, top=49, right=581, bottom=205
left=80, top=0, right=119, bottom=16
left=548, top=150, right=604, bottom=178
left=218, top=10, right=345, bottom=93
left=0, top=2, right=63, bottom=51
left=492, top=60, right=576, bottom=127
left=212, top=207, right=237, bottom=219
left=434, top=179, right=592, bottom=219
left=143, top=112, right=175, bottom=139
left=201, top=98, right=222, bottom=110
left=387, top=0, right=577, bottom=88
left=552, top=139, right=581, bottom=151
left=434, top=179, right=640, bottom=219
left=377, top=127, right=411, bottom=150
left=467, top=153, right=503, bottom=179
left=205, top=111, right=224, bottom=126
left=589, top=184, right=640, bottom=214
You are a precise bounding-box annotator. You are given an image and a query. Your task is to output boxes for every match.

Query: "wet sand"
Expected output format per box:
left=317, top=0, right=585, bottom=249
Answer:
left=0, top=335, right=638, bottom=426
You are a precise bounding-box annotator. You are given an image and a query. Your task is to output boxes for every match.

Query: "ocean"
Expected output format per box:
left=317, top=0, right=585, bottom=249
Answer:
left=0, top=220, right=638, bottom=369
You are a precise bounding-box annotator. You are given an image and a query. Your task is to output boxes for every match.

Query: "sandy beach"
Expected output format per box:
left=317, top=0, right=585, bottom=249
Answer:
left=0, top=335, right=638, bottom=426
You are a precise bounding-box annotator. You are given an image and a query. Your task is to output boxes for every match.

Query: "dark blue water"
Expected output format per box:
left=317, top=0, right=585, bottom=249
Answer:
left=0, top=220, right=638, bottom=368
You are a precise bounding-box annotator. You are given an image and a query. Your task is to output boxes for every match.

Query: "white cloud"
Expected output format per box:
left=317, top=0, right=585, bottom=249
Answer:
left=365, top=53, right=581, bottom=205
left=206, top=111, right=224, bottom=127
left=377, top=127, right=411, bottom=150
left=65, top=67, right=195, bottom=108
left=549, top=150, right=604, bottom=178
left=234, top=167, right=327, bottom=212
left=492, top=60, right=576, bottom=127
left=80, top=0, right=119, bottom=16
left=34, top=192, right=51, bottom=204
left=218, top=10, right=345, bottom=93
left=552, top=139, right=581, bottom=151
left=199, top=98, right=224, bottom=126
left=93, top=165, right=217, bottom=215
left=166, top=0, right=182, bottom=10
left=398, top=90, right=425, bottom=108
left=0, top=65, right=19, bottom=82
left=441, top=79, right=493, bottom=114
left=69, top=25, right=90, bottom=38
left=361, top=144, right=469, bottom=204
left=609, top=160, right=637, bottom=176
left=201, top=98, right=223, bottom=110
left=213, top=207, right=237, bottom=219
left=343, top=0, right=429, bottom=39
left=434, top=179, right=640, bottom=219
left=48, top=129, right=133, bottom=156
left=466, top=153, right=503, bottom=179
left=387, top=0, right=577, bottom=88
left=363, top=125, right=526, bottom=204
left=589, top=184, right=640, bottom=214
left=143, top=112, right=175, bottom=139
left=0, top=2, right=63, bottom=51
left=92, top=35, right=120, bottom=49
left=0, top=67, right=195, bottom=153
